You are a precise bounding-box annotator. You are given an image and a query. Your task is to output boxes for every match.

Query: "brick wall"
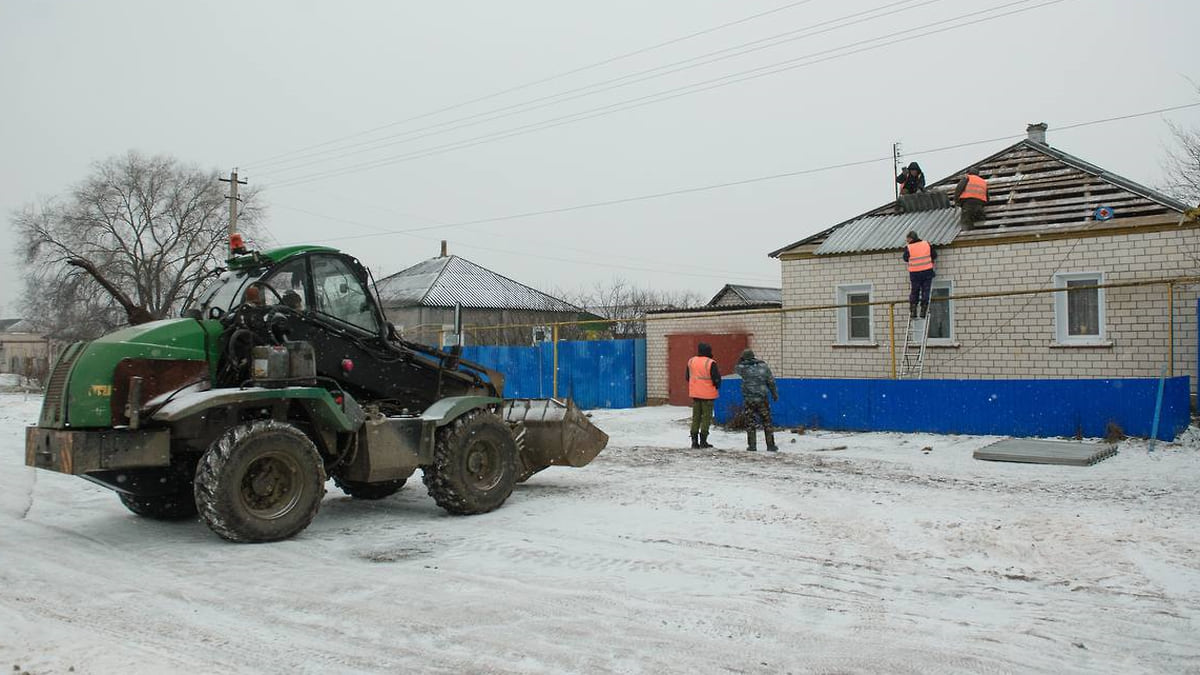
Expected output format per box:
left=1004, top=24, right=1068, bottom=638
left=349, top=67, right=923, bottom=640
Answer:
left=779, top=226, right=1200, bottom=393
left=645, top=310, right=784, bottom=402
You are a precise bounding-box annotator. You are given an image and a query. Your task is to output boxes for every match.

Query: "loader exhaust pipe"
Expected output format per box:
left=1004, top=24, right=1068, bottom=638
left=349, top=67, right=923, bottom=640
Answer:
left=502, top=399, right=609, bottom=481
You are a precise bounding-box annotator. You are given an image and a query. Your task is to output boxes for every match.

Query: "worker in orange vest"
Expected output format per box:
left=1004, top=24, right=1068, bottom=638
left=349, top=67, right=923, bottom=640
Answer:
left=685, top=342, right=722, bottom=449
left=903, top=230, right=937, bottom=319
left=954, top=168, right=988, bottom=228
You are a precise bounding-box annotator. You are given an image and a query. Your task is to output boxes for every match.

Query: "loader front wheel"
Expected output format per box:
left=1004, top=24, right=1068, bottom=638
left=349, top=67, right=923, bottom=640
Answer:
left=424, top=410, right=518, bottom=515
left=333, top=477, right=406, bottom=500
left=194, top=420, right=326, bottom=543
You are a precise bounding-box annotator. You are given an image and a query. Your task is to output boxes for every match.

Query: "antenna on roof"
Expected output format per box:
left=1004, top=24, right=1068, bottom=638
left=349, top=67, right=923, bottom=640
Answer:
left=892, top=142, right=903, bottom=200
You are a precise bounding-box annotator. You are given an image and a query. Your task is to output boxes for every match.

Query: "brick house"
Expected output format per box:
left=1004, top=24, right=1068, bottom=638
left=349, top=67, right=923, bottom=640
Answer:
left=647, top=124, right=1198, bottom=403
left=771, top=124, right=1197, bottom=392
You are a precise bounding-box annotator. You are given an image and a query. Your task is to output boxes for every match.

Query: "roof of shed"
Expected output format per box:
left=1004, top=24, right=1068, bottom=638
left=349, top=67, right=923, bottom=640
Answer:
left=771, top=138, right=1189, bottom=258
left=375, top=255, right=582, bottom=312
left=707, top=284, right=783, bottom=306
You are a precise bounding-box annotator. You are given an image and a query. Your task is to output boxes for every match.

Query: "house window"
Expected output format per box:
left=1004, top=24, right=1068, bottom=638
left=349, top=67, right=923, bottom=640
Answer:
left=837, top=284, right=874, bottom=343
left=928, top=280, right=953, bottom=342
left=1054, top=272, right=1105, bottom=344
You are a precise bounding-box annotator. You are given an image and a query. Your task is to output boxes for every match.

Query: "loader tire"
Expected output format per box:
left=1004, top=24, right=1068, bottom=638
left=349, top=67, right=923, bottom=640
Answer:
left=194, top=420, right=326, bottom=543
left=333, top=477, right=406, bottom=500
left=423, top=410, right=518, bottom=516
left=118, top=490, right=198, bottom=521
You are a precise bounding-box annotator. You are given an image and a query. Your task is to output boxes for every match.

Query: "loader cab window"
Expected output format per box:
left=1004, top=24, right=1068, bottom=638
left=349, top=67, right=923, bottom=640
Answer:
left=310, top=255, right=382, bottom=334
left=261, top=258, right=310, bottom=311
left=195, top=269, right=255, bottom=317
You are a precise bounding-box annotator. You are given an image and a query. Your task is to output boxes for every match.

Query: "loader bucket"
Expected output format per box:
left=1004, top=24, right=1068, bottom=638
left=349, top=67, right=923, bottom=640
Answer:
left=502, top=398, right=609, bottom=481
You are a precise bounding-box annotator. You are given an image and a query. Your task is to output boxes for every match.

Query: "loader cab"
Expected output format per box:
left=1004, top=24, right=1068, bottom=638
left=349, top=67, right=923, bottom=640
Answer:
left=193, top=248, right=387, bottom=338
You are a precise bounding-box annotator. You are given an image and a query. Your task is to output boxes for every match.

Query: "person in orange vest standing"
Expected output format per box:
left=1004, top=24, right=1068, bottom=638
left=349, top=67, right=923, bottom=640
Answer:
left=903, top=230, right=937, bottom=319
left=685, top=342, right=722, bottom=449
left=954, top=168, right=988, bottom=229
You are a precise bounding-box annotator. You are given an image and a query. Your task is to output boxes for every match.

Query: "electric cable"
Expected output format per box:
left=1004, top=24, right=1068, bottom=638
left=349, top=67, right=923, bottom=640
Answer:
left=242, top=0, right=823, bottom=170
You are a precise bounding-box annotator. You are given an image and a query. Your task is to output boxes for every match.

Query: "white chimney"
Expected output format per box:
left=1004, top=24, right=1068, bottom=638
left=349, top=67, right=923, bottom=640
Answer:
left=1027, top=122, right=1048, bottom=145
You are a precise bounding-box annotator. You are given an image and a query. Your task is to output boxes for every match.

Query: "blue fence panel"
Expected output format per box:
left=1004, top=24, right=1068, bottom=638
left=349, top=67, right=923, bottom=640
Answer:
left=716, top=376, right=1191, bottom=441
left=457, top=339, right=646, bottom=409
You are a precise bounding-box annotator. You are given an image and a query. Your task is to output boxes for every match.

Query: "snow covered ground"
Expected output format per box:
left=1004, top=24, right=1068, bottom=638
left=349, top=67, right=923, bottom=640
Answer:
left=2, top=393, right=1199, bottom=674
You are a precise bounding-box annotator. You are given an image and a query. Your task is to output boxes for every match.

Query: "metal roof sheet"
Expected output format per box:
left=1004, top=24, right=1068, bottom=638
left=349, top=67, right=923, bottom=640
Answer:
left=375, top=255, right=581, bottom=312
left=814, top=208, right=962, bottom=255
left=708, top=284, right=782, bottom=306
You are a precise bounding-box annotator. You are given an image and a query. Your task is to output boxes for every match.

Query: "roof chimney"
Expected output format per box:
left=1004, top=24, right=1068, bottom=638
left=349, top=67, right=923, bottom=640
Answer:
left=440, top=240, right=448, bottom=257
left=1026, top=122, right=1048, bottom=145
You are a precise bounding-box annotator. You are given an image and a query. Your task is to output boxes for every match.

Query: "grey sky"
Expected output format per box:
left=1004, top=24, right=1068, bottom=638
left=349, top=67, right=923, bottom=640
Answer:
left=2, top=0, right=1197, bottom=316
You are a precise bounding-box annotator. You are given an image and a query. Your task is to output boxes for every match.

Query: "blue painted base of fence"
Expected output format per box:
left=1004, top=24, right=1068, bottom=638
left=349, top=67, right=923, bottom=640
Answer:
left=458, top=339, right=646, bottom=410
left=714, top=377, right=1191, bottom=441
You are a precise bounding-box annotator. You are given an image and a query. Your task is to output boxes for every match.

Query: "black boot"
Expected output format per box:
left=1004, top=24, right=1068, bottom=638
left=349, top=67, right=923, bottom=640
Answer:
left=909, top=303, right=918, bottom=319
left=699, top=433, right=713, bottom=449
left=765, top=428, right=778, bottom=452
left=919, top=304, right=928, bottom=319
left=746, top=430, right=757, bottom=452
left=690, top=433, right=700, bottom=449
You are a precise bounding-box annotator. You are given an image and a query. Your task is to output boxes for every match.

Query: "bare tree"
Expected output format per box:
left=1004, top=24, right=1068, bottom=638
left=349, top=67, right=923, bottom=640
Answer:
left=1163, top=120, right=1200, bottom=207
left=558, top=277, right=704, bottom=338
left=11, top=151, right=264, bottom=339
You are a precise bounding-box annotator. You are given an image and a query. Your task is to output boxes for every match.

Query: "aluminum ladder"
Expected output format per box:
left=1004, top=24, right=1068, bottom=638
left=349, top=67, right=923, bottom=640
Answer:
left=900, top=313, right=931, bottom=379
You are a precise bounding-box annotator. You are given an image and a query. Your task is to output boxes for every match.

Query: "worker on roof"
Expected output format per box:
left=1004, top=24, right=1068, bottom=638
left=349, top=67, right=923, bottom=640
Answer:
left=903, top=230, right=937, bottom=319
left=954, top=168, right=988, bottom=228
left=735, top=349, right=779, bottom=452
left=896, top=161, right=926, bottom=195
left=686, top=343, right=721, bottom=449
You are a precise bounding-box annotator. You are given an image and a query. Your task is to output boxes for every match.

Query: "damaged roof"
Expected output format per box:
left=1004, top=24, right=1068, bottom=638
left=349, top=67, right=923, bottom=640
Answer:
left=375, top=255, right=582, bottom=312
left=771, top=137, right=1189, bottom=258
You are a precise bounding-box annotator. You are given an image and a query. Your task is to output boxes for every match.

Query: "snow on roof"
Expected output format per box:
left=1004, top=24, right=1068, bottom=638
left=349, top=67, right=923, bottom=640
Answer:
left=375, top=255, right=582, bottom=312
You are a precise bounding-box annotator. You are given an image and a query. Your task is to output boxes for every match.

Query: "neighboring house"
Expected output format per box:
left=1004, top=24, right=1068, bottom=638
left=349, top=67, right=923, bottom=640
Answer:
left=707, top=284, right=782, bottom=308
left=0, top=319, right=53, bottom=382
left=770, top=123, right=1197, bottom=391
left=375, top=252, right=586, bottom=346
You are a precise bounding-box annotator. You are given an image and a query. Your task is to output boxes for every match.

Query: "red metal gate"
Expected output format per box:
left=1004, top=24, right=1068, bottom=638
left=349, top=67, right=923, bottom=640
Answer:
left=667, top=333, right=749, bottom=406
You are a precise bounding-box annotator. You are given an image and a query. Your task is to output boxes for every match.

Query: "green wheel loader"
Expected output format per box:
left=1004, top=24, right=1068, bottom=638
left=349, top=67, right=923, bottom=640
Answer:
left=24, top=241, right=608, bottom=542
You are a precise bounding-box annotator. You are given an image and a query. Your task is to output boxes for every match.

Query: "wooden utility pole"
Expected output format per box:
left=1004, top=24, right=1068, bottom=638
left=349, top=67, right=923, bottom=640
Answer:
left=219, top=169, right=248, bottom=235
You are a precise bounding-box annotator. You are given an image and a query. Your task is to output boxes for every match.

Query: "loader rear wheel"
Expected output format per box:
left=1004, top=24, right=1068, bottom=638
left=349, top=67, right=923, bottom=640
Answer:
left=423, top=410, right=518, bottom=516
left=333, top=477, right=406, bottom=500
left=118, top=490, right=198, bottom=521
left=194, top=420, right=326, bottom=543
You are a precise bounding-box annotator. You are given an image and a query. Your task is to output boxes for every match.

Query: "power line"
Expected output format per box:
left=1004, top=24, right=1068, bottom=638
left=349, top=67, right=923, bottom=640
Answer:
left=251, top=0, right=941, bottom=177
left=265, top=0, right=1068, bottom=190
left=241, top=0, right=822, bottom=170
left=277, top=101, right=1200, bottom=244
left=274, top=204, right=779, bottom=284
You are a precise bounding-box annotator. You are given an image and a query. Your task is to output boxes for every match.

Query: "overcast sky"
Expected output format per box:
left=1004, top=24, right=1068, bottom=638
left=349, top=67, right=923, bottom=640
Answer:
left=2, top=0, right=1198, bottom=316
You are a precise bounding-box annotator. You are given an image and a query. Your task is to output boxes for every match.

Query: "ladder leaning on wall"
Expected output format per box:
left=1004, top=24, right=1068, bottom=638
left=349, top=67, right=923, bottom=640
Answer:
left=900, top=313, right=931, bottom=379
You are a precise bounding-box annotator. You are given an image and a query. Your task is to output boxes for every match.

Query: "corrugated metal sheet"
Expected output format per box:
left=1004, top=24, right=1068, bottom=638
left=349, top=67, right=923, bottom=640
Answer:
left=459, top=339, right=645, bottom=408
left=376, top=255, right=581, bottom=312
left=815, top=208, right=962, bottom=255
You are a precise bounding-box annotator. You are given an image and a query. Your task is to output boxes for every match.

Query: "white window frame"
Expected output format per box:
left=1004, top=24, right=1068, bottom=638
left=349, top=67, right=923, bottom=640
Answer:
left=1053, top=272, right=1106, bottom=345
left=927, top=279, right=955, bottom=344
left=836, top=283, right=875, bottom=344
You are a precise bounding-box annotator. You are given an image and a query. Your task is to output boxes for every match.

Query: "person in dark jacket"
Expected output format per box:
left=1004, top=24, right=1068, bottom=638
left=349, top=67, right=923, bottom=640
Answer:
left=685, top=342, right=721, bottom=449
left=735, top=349, right=779, bottom=452
left=896, top=161, right=926, bottom=195
left=902, top=230, right=937, bottom=319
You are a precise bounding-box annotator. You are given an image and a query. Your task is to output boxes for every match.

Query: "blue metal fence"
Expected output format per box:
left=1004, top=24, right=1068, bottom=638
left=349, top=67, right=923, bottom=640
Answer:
left=459, top=339, right=646, bottom=409
left=715, top=376, right=1191, bottom=441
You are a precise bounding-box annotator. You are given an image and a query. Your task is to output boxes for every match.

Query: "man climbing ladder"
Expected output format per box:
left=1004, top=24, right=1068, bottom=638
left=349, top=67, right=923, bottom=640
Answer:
left=903, top=230, right=937, bottom=319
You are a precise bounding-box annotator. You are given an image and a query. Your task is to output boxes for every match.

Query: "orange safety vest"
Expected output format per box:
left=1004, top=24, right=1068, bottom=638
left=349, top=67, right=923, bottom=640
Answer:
left=687, top=356, right=719, bottom=400
left=960, top=174, right=988, bottom=202
left=907, top=240, right=934, bottom=273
